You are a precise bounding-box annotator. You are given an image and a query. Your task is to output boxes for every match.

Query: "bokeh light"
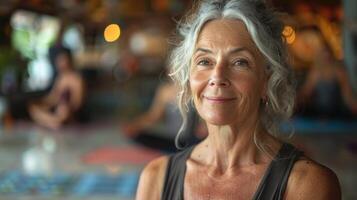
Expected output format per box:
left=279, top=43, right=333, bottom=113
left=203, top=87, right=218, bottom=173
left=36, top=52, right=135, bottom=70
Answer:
left=282, top=25, right=296, bottom=44
left=104, top=24, right=121, bottom=42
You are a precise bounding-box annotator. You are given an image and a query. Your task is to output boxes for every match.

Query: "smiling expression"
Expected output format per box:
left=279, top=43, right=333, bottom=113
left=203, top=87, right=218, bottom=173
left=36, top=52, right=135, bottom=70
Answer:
left=190, top=19, right=268, bottom=126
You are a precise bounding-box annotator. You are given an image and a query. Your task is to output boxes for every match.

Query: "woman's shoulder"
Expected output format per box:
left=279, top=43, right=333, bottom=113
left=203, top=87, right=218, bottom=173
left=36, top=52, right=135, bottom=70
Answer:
left=285, top=156, right=341, bottom=200
left=57, top=72, right=82, bottom=83
left=67, top=72, right=83, bottom=82
left=136, top=156, right=169, bottom=200
left=141, top=156, right=169, bottom=176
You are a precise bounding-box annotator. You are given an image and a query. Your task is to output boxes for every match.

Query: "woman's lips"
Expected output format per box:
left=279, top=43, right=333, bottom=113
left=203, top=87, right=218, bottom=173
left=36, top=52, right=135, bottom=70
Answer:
left=203, top=96, right=237, bottom=102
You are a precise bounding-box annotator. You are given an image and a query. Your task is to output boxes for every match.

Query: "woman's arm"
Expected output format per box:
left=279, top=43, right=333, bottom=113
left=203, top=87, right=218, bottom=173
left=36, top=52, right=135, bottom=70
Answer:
left=298, top=68, right=319, bottom=100
left=28, top=74, right=84, bottom=130
left=336, top=68, right=357, bottom=113
left=284, top=158, right=341, bottom=200
left=69, top=73, right=85, bottom=111
left=28, top=103, right=69, bottom=130
left=136, top=156, right=169, bottom=200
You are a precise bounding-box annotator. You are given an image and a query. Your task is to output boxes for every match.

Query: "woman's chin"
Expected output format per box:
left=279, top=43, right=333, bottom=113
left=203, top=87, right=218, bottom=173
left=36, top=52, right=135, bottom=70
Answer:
left=204, top=117, right=235, bottom=126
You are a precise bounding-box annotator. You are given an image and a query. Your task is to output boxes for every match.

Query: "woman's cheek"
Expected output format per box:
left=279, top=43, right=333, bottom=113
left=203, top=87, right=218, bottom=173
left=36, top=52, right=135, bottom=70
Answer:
left=190, top=71, right=208, bottom=97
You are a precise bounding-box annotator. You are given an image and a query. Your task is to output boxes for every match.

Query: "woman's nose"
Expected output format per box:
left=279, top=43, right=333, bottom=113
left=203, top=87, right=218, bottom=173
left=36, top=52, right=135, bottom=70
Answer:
left=208, top=78, right=230, bottom=87
left=208, top=65, right=230, bottom=87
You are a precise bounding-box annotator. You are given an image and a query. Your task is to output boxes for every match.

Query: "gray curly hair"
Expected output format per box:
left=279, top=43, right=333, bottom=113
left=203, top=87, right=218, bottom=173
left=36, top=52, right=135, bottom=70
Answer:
left=169, top=0, right=295, bottom=152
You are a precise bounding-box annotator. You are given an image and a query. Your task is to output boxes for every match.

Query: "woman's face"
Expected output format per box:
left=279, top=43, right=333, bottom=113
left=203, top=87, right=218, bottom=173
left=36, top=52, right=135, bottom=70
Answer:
left=55, top=53, right=72, bottom=72
left=190, top=19, right=267, bottom=126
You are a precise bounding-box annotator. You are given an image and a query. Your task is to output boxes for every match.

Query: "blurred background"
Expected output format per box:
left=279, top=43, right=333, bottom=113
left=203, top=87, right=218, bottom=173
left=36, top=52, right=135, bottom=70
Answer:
left=0, top=0, right=356, bottom=199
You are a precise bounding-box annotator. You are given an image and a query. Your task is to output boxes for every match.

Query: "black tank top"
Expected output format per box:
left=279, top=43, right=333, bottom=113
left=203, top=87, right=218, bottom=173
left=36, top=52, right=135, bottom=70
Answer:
left=161, top=143, right=302, bottom=200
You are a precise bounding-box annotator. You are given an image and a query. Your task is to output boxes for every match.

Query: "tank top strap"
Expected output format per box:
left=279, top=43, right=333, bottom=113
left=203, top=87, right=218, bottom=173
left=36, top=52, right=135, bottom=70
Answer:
left=252, top=143, right=303, bottom=200
left=161, top=145, right=195, bottom=200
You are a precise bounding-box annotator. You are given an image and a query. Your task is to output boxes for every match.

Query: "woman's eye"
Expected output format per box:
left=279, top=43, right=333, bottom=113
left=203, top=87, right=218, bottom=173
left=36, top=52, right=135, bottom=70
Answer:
left=233, top=59, right=249, bottom=67
left=197, top=59, right=211, bottom=66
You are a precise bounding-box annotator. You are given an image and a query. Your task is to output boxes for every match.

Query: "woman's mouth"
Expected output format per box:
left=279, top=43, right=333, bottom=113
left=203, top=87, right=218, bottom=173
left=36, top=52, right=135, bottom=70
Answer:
left=203, top=96, right=237, bottom=103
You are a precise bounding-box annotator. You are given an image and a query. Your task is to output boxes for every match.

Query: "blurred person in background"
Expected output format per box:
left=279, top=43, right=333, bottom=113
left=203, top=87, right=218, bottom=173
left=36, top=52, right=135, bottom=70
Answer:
left=28, top=47, right=84, bottom=130
left=136, top=0, right=341, bottom=199
left=297, top=29, right=357, bottom=119
left=121, top=80, right=205, bottom=152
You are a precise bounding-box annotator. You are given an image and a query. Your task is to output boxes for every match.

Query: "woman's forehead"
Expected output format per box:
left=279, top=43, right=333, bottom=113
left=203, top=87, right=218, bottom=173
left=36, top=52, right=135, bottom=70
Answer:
left=195, top=19, right=258, bottom=53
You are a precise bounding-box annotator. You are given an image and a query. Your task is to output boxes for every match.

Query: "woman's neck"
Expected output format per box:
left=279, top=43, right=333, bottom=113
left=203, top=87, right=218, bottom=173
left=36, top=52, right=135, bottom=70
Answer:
left=198, top=122, right=279, bottom=176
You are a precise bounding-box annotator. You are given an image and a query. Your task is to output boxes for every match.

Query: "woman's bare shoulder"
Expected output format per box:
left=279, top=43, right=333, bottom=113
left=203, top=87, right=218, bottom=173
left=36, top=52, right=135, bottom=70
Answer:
left=285, top=156, right=341, bottom=200
left=136, top=156, right=169, bottom=200
left=68, top=72, right=83, bottom=83
left=57, top=72, right=82, bottom=85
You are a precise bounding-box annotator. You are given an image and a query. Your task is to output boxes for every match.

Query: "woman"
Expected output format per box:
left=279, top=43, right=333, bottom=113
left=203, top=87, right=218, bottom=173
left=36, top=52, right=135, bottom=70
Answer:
left=28, top=47, right=84, bottom=130
left=136, top=0, right=341, bottom=199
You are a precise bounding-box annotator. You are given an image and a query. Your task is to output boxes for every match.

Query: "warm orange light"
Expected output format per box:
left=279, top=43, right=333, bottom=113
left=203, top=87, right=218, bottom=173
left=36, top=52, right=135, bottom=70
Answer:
left=104, top=24, right=121, bottom=42
left=282, top=25, right=296, bottom=44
